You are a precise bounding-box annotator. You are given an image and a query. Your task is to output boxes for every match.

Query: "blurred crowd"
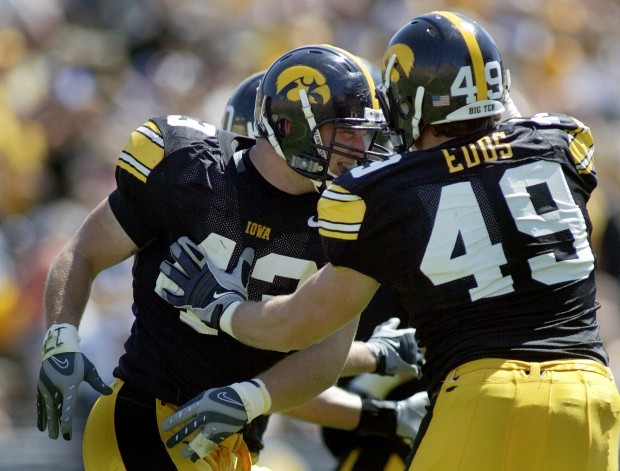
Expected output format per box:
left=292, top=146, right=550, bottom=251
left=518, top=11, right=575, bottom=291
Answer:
left=0, top=0, right=619, bottom=469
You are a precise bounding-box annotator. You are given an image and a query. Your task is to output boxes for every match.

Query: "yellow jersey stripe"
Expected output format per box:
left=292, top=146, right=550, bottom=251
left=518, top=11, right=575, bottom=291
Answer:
left=319, top=228, right=359, bottom=241
left=318, top=184, right=366, bottom=241
left=318, top=219, right=362, bottom=233
left=137, top=123, right=164, bottom=148
left=436, top=11, right=488, bottom=100
left=118, top=151, right=151, bottom=182
left=116, top=121, right=165, bottom=182
left=321, top=186, right=363, bottom=202
left=568, top=127, right=594, bottom=175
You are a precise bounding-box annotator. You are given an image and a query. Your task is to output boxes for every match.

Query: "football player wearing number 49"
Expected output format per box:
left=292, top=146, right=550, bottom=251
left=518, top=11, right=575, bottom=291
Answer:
left=159, top=11, right=620, bottom=471
left=36, top=43, right=428, bottom=471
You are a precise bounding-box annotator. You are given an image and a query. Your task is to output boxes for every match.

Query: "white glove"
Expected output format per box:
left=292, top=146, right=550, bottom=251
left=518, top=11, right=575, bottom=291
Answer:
left=395, top=391, right=430, bottom=439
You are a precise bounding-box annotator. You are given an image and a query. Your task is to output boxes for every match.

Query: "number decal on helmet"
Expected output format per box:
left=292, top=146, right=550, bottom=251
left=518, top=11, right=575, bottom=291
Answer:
left=451, top=62, right=504, bottom=104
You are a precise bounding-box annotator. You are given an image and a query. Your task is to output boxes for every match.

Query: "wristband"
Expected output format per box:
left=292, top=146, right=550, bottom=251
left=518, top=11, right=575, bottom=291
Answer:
left=353, top=398, right=397, bottom=438
left=230, top=379, right=272, bottom=423
left=41, top=323, right=80, bottom=361
left=219, top=301, right=241, bottom=338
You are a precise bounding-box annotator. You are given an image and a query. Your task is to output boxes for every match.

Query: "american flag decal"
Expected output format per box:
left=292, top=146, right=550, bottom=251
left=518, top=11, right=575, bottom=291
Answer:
left=432, top=95, right=450, bottom=107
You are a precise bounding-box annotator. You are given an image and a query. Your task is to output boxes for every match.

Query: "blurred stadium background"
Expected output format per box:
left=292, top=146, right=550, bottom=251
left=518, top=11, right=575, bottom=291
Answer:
left=0, top=0, right=619, bottom=469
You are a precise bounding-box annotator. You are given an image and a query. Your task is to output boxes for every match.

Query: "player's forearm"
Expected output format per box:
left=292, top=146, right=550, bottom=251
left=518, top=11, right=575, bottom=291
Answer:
left=230, top=295, right=328, bottom=352
left=341, top=341, right=379, bottom=377
left=282, top=386, right=363, bottom=430
left=44, top=200, right=138, bottom=329
left=256, top=317, right=359, bottom=413
left=44, top=244, right=95, bottom=328
left=229, top=264, right=380, bottom=352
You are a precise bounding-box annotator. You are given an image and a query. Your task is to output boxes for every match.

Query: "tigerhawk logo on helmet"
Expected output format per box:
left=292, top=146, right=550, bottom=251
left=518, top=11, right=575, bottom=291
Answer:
left=254, top=44, right=390, bottom=184
left=276, top=66, right=331, bottom=105
left=383, top=43, right=414, bottom=84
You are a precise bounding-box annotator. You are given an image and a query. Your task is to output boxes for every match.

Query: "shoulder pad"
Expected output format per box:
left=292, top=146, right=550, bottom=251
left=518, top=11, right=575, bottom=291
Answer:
left=117, top=119, right=164, bottom=183
left=116, top=115, right=221, bottom=183
left=528, top=113, right=594, bottom=176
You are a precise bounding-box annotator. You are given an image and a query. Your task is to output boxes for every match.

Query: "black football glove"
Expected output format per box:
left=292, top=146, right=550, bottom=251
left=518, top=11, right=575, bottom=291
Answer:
left=354, top=391, right=429, bottom=440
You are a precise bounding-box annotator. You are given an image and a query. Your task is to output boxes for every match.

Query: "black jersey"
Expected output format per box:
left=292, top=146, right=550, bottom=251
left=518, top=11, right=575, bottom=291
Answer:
left=318, top=113, right=608, bottom=393
left=108, top=115, right=324, bottom=404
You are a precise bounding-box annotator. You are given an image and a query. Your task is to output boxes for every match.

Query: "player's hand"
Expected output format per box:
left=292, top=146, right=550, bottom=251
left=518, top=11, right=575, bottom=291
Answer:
left=365, top=317, right=424, bottom=377
left=37, top=324, right=112, bottom=440
left=156, top=236, right=254, bottom=332
left=395, top=391, right=430, bottom=440
left=162, top=380, right=271, bottom=462
left=354, top=392, right=429, bottom=440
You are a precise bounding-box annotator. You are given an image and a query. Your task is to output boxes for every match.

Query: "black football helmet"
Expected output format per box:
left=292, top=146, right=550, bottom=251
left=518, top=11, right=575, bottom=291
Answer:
left=355, top=57, right=383, bottom=94
left=356, top=56, right=393, bottom=151
left=221, top=71, right=265, bottom=137
left=377, top=11, right=509, bottom=152
left=255, top=44, right=389, bottom=181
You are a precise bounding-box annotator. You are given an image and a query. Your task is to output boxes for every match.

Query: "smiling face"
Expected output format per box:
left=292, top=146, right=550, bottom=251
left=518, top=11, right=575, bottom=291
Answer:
left=256, top=45, right=390, bottom=182
left=319, top=123, right=368, bottom=178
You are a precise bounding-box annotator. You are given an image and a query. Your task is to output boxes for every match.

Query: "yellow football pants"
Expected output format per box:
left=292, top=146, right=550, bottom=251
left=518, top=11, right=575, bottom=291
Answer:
left=409, top=358, right=620, bottom=471
left=83, top=379, right=252, bottom=470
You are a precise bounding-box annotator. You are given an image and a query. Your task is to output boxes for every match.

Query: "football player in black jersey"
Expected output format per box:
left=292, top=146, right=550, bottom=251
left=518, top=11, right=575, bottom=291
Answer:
left=164, top=12, right=620, bottom=471
left=36, top=44, right=426, bottom=470
left=221, top=71, right=429, bottom=471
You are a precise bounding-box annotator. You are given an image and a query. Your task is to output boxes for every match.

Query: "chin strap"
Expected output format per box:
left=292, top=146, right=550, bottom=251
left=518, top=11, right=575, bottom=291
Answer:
left=257, top=96, right=286, bottom=160
left=312, top=179, right=325, bottom=192
left=299, top=88, right=328, bottom=167
left=502, top=71, right=521, bottom=120
left=410, top=86, right=425, bottom=142
left=383, top=54, right=396, bottom=89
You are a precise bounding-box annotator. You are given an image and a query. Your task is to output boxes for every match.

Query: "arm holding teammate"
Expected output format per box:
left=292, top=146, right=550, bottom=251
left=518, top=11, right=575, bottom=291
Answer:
left=159, top=317, right=427, bottom=462
left=158, top=251, right=376, bottom=351
left=37, top=190, right=390, bottom=453
left=156, top=237, right=427, bottom=461
left=37, top=196, right=382, bottom=446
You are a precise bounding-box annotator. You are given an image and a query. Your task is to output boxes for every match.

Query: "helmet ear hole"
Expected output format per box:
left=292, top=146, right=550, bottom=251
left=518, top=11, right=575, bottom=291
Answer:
left=277, top=119, right=292, bottom=137
left=399, top=98, right=411, bottom=117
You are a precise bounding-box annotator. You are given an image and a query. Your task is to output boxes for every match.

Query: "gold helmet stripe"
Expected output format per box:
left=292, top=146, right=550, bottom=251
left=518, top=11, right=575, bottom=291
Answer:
left=434, top=11, right=488, bottom=100
left=325, top=44, right=381, bottom=110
